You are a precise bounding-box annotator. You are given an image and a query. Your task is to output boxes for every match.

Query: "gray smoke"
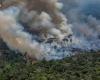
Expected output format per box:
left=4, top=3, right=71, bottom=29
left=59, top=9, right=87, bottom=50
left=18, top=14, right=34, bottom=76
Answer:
left=0, top=0, right=72, bottom=60
left=0, top=7, right=46, bottom=60
left=0, top=0, right=100, bottom=60
left=60, top=0, right=100, bottom=51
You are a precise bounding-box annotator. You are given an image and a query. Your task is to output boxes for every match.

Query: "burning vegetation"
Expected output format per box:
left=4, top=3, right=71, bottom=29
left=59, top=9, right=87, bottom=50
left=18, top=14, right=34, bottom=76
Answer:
left=0, top=0, right=100, bottom=61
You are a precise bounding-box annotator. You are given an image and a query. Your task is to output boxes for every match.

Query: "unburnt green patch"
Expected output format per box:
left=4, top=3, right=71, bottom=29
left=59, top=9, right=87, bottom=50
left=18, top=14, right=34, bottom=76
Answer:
left=0, top=51, right=100, bottom=80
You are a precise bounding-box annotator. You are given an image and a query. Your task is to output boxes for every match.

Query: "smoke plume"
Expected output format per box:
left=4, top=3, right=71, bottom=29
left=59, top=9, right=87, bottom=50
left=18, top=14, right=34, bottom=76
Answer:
left=0, top=0, right=72, bottom=60
left=0, top=0, right=100, bottom=60
left=60, top=0, right=100, bottom=51
left=0, top=7, right=46, bottom=60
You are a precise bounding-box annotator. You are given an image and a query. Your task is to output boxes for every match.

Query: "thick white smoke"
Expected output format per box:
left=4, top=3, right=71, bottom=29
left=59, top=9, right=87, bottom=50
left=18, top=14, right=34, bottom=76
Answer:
left=0, top=0, right=72, bottom=60
left=0, top=0, right=100, bottom=60
left=1, top=0, right=72, bottom=40
left=18, top=0, right=72, bottom=40
left=0, top=7, right=46, bottom=60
